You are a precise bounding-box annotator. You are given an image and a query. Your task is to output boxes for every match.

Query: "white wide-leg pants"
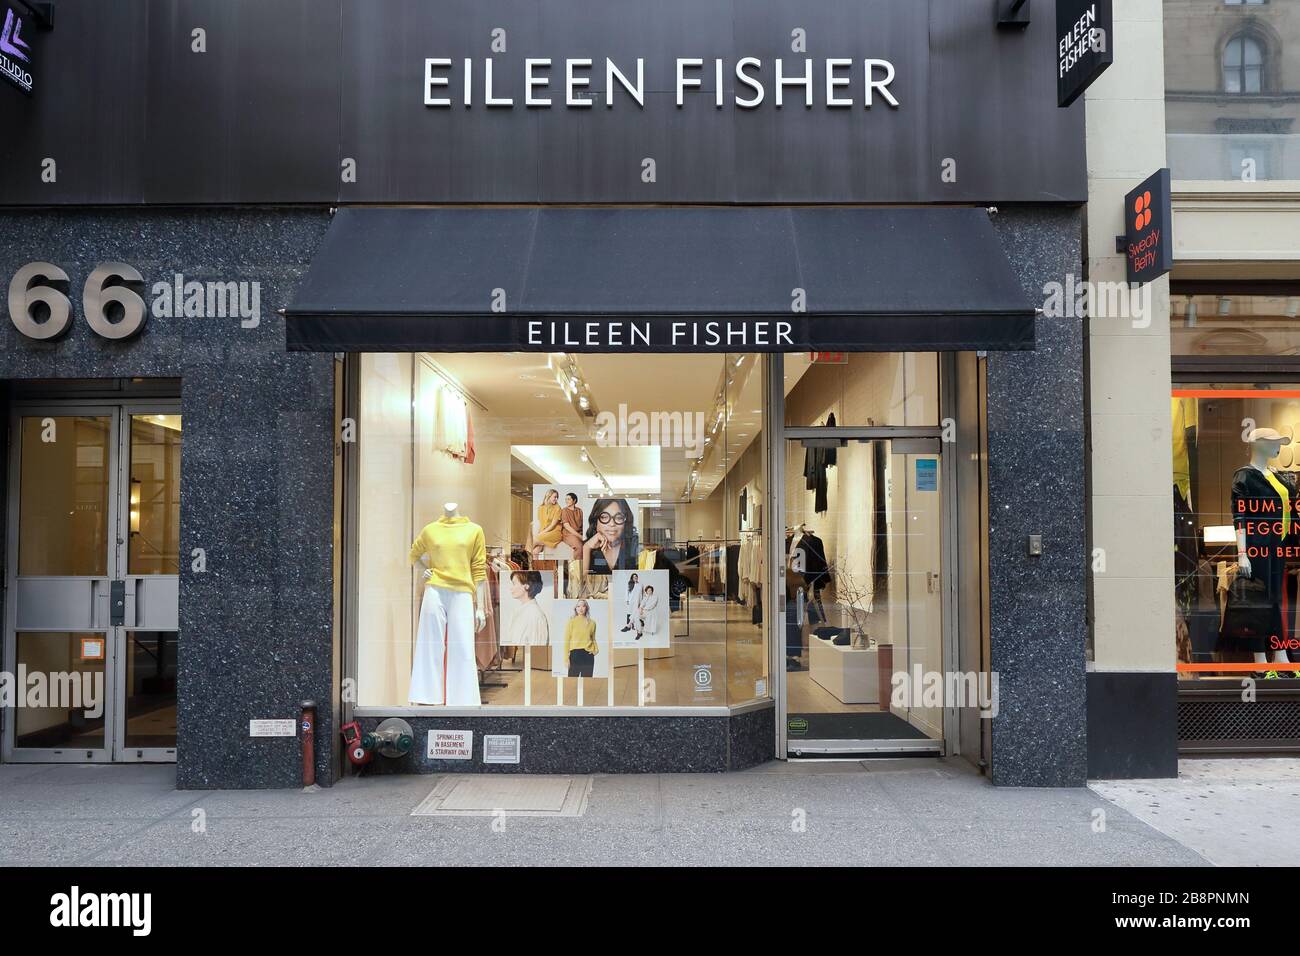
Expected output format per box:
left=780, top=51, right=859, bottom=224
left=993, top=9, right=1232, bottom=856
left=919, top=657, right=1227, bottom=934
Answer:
left=409, top=586, right=480, bottom=706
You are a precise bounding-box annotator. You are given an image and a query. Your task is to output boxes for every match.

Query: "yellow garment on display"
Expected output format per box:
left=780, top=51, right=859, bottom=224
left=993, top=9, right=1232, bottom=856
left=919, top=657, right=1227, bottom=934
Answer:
left=408, top=515, right=487, bottom=594
left=1171, top=397, right=1198, bottom=503
left=637, top=547, right=657, bottom=570
left=1262, top=468, right=1292, bottom=539
left=535, top=503, right=564, bottom=547
left=564, top=615, right=598, bottom=656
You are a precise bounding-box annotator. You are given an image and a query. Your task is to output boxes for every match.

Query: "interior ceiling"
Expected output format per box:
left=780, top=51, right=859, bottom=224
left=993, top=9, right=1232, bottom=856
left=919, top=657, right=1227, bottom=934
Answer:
left=436, top=351, right=775, bottom=502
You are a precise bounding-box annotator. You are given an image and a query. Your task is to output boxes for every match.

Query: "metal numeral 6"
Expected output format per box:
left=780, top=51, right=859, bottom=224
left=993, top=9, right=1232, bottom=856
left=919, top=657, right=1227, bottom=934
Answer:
left=8, top=261, right=148, bottom=341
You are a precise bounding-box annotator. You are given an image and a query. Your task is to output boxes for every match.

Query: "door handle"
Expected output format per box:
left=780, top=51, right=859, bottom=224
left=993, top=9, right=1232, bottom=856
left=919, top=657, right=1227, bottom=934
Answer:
left=109, top=580, right=126, bottom=626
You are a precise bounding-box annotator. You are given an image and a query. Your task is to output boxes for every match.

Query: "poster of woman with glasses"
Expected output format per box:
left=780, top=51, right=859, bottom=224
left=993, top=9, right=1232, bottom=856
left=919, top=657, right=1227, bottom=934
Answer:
left=582, top=497, right=640, bottom=574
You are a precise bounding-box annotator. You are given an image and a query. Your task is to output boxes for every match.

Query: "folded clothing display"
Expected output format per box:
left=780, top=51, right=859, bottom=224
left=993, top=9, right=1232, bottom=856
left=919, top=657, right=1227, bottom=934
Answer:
left=814, top=626, right=851, bottom=645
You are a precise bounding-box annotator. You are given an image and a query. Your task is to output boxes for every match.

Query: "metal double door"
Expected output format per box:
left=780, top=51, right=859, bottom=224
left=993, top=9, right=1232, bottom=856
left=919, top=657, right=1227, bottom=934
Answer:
left=3, top=402, right=181, bottom=763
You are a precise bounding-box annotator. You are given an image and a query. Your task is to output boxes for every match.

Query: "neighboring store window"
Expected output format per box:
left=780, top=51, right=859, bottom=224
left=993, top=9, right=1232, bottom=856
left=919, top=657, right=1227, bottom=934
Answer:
left=1172, top=385, right=1300, bottom=681
left=353, top=352, right=768, bottom=709
left=1172, top=292, right=1300, bottom=355
left=1164, top=0, right=1296, bottom=181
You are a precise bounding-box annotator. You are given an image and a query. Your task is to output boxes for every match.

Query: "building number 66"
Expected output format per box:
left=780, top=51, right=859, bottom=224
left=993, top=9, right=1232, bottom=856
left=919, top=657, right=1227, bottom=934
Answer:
left=7, top=261, right=148, bottom=341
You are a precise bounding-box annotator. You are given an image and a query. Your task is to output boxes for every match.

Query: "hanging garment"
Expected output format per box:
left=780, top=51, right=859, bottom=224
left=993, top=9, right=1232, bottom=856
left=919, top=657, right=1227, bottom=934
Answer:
left=802, top=414, right=838, bottom=515
left=725, top=544, right=741, bottom=601
left=1173, top=486, right=1199, bottom=616
left=410, top=586, right=481, bottom=706
left=797, top=532, right=832, bottom=593
left=434, top=385, right=469, bottom=459
left=1171, top=396, right=1197, bottom=505
left=477, top=566, right=500, bottom=670
left=463, top=408, right=476, bottom=465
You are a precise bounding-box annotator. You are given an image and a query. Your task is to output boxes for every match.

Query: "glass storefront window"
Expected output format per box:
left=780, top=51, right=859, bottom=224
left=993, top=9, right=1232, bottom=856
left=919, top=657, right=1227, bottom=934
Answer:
left=354, top=352, right=769, bottom=709
left=1164, top=0, right=1300, bottom=182
left=1172, top=385, right=1300, bottom=680
left=1172, top=293, right=1300, bottom=356
left=783, top=352, right=939, bottom=427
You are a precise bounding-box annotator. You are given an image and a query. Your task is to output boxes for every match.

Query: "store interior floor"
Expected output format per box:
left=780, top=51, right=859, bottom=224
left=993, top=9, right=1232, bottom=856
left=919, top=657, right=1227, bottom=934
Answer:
left=479, top=594, right=767, bottom=707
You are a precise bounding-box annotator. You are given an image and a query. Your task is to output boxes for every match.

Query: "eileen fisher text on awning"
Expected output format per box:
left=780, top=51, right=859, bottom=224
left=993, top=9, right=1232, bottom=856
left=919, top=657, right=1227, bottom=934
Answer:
left=528, top=319, right=795, bottom=348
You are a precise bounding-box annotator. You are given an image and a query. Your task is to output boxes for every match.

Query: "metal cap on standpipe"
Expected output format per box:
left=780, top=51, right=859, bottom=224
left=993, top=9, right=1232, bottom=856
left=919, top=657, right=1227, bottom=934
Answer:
left=365, top=718, right=415, bottom=759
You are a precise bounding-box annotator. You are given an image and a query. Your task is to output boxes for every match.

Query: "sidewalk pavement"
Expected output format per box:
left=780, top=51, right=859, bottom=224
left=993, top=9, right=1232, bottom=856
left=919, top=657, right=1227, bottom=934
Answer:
left=0, top=756, right=1250, bottom=867
left=1090, top=758, right=1300, bottom=867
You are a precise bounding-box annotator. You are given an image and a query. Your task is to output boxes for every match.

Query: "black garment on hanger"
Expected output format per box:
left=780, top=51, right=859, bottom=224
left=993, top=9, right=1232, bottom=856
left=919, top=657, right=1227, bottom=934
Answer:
left=725, top=544, right=741, bottom=602
left=872, top=439, right=888, bottom=597
left=802, top=413, right=838, bottom=515
left=797, top=532, right=832, bottom=593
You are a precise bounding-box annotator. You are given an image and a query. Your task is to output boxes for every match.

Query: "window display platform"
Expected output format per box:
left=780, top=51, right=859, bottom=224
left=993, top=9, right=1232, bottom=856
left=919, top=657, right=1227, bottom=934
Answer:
left=809, top=637, right=879, bottom=705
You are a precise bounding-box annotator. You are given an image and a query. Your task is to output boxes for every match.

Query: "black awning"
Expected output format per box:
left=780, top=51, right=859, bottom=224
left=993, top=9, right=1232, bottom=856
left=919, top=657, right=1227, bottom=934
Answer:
left=285, top=207, right=1036, bottom=352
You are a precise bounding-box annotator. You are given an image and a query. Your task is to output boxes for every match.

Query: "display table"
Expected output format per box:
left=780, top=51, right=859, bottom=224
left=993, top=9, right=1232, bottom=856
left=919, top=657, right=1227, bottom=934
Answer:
left=809, top=637, right=879, bottom=704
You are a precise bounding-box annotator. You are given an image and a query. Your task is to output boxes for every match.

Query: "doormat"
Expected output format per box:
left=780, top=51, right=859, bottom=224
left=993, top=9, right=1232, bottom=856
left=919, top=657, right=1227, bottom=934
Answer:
left=411, top=775, right=592, bottom=817
left=786, top=711, right=931, bottom=740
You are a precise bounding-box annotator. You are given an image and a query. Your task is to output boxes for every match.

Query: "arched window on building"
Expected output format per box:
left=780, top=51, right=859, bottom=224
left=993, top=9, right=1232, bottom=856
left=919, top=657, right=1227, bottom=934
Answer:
left=1222, top=33, right=1265, bottom=94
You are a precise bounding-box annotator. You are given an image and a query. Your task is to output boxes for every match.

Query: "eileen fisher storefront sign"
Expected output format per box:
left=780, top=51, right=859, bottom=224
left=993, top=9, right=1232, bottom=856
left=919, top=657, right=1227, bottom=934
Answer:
left=528, top=318, right=794, bottom=348
left=424, top=56, right=900, bottom=109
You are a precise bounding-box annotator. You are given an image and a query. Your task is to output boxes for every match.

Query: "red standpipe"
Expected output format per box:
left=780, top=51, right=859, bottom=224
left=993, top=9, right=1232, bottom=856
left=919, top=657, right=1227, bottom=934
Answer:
left=301, top=700, right=317, bottom=787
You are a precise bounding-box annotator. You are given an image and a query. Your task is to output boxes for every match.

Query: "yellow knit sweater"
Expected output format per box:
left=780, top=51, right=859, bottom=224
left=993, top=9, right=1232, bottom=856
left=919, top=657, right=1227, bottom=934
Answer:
left=408, top=516, right=487, bottom=594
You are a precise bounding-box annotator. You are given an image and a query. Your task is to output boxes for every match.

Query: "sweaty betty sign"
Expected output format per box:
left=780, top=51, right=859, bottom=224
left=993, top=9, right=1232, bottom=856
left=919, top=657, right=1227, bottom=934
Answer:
left=424, top=56, right=900, bottom=109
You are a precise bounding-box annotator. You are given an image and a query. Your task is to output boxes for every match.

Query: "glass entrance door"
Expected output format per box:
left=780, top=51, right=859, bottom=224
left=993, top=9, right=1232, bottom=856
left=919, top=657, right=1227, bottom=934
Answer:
left=3, top=404, right=182, bottom=763
left=780, top=436, right=947, bottom=755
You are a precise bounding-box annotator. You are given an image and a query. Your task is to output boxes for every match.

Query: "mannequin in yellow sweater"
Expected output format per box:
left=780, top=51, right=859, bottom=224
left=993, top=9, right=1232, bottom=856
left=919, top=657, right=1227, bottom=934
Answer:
left=407, top=503, right=486, bottom=705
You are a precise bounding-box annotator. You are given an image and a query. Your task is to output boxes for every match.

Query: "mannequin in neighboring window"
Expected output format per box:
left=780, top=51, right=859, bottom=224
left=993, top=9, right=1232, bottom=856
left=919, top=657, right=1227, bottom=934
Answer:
left=408, top=502, right=487, bottom=705
left=1231, top=430, right=1293, bottom=675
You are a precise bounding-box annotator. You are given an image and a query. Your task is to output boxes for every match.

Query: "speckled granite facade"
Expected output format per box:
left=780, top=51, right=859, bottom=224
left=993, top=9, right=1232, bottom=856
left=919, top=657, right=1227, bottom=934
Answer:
left=356, top=708, right=775, bottom=774
left=0, top=207, right=1086, bottom=788
left=0, top=209, right=336, bottom=789
left=987, top=208, right=1089, bottom=787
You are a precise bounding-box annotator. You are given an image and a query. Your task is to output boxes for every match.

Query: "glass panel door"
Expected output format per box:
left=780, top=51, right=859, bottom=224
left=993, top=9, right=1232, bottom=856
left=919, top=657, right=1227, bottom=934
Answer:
left=117, top=412, right=182, bottom=760
left=781, top=436, right=946, bottom=754
left=4, top=405, right=182, bottom=763
left=5, top=412, right=119, bottom=761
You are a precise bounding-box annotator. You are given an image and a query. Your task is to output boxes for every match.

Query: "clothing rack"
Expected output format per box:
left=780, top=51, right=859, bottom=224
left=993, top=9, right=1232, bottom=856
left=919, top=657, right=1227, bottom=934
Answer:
left=419, top=355, right=489, bottom=413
